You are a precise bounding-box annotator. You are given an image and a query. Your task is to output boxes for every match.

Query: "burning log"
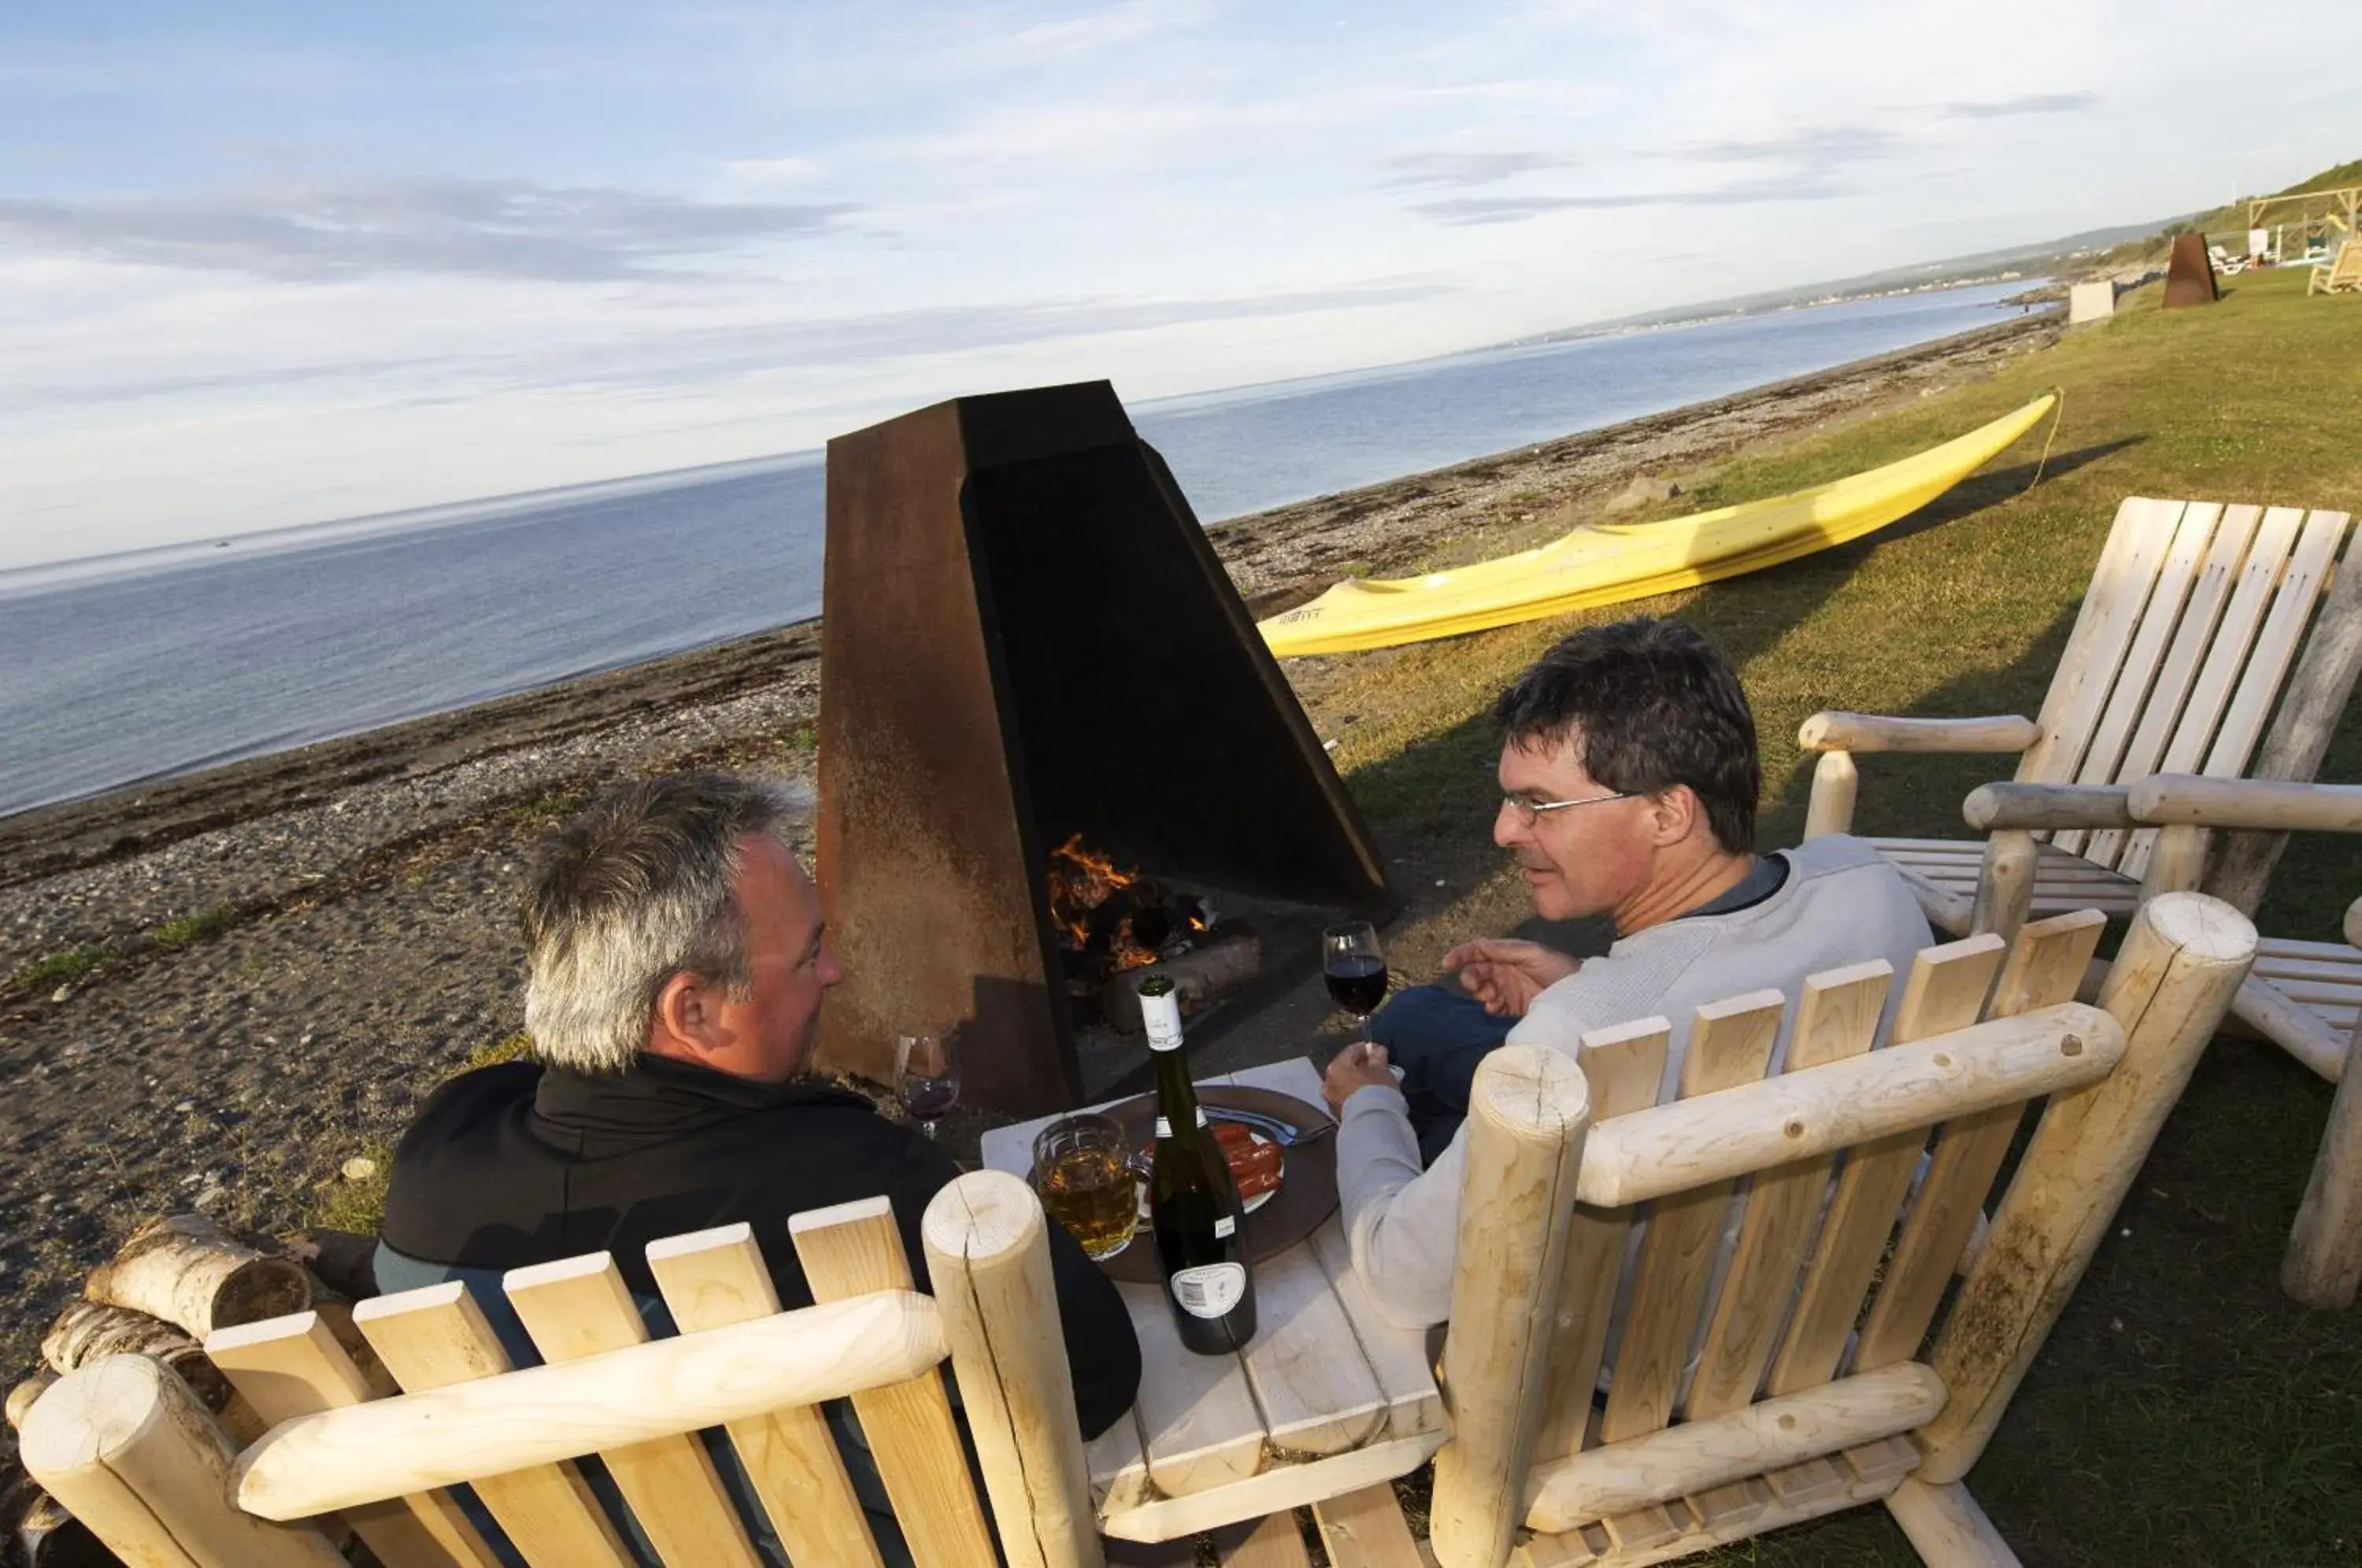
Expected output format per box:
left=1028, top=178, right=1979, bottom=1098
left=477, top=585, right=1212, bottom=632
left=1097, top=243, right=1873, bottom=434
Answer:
left=1099, top=925, right=1263, bottom=1035
left=83, top=1213, right=311, bottom=1339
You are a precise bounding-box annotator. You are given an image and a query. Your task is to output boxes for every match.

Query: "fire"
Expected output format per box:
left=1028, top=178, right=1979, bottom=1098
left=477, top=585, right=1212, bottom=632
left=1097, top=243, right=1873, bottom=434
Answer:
left=1044, top=834, right=1207, bottom=973
left=1046, top=834, right=1137, bottom=947
left=1109, top=922, right=1162, bottom=972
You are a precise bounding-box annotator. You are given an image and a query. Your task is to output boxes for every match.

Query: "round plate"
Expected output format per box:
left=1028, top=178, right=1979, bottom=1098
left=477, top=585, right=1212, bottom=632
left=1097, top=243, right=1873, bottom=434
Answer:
left=1088, top=1085, right=1339, bottom=1286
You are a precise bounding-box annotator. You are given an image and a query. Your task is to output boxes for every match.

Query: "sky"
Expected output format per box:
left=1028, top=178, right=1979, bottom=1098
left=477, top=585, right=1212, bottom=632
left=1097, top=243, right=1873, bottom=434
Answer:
left=4, top=1, right=2360, bottom=571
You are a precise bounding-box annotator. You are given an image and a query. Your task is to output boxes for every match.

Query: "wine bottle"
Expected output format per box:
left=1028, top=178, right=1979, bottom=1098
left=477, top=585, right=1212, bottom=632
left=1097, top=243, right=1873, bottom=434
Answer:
left=1140, top=974, right=1257, bottom=1354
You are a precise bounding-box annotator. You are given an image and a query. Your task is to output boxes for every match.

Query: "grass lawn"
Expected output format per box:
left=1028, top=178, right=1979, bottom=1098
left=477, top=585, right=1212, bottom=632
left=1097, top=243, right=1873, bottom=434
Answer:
left=1308, top=264, right=2362, bottom=1566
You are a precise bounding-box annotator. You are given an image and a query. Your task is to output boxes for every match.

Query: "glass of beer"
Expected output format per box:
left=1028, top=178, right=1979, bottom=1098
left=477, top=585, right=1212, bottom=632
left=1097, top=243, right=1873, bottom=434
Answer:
left=1032, top=1113, right=1139, bottom=1261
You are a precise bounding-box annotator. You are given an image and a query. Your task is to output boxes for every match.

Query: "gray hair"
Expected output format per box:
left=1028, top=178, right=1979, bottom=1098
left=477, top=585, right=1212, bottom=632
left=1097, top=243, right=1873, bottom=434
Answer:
left=520, top=773, right=800, bottom=1074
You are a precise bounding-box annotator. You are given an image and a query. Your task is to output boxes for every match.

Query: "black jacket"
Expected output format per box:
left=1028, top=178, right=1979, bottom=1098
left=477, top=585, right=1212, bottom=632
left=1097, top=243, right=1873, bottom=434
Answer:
left=381, top=1054, right=1141, bottom=1437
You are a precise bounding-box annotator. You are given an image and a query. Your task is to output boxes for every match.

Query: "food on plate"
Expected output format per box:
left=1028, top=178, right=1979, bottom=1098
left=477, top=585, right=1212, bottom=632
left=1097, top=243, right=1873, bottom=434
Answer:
left=1212, top=1119, right=1283, bottom=1200
left=1142, top=1119, right=1286, bottom=1204
left=1228, top=1138, right=1283, bottom=1200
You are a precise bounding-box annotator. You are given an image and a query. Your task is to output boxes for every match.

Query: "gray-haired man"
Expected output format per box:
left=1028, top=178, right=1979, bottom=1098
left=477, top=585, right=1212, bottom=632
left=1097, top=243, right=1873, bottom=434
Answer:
left=377, top=774, right=1139, bottom=1558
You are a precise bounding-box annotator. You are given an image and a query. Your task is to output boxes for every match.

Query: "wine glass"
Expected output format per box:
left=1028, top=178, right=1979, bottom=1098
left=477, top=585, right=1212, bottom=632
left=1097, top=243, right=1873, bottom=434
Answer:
left=895, top=1030, right=960, bottom=1139
left=1323, top=921, right=1389, bottom=1040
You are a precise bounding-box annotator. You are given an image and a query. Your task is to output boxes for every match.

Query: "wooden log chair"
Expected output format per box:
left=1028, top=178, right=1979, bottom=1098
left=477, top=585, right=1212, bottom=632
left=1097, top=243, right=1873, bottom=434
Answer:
left=2310, top=241, right=2362, bottom=297
left=17, top=1176, right=1113, bottom=1568
left=1423, top=891, right=2256, bottom=1568
left=1798, top=497, right=2361, bottom=937
left=1964, top=773, right=2362, bottom=1310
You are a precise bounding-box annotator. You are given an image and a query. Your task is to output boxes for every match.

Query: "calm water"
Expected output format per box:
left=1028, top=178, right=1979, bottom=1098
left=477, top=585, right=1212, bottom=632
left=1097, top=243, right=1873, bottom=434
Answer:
left=0, top=283, right=2030, bottom=816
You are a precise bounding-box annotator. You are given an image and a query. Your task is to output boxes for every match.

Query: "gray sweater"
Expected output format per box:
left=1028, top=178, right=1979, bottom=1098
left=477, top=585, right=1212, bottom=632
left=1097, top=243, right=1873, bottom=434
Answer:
left=1337, top=834, right=1932, bottom=1328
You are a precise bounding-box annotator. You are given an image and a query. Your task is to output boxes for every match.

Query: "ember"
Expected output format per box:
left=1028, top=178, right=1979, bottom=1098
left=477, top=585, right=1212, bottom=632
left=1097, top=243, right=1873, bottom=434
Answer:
left=1046, top=834, right=1209, bottom=973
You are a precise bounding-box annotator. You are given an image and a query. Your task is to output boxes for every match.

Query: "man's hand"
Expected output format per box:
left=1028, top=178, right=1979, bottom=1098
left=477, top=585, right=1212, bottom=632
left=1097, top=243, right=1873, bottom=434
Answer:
left=1441, top=938, right=1579, bottom=1019
left=1323, top=1040, right=1398, bottom=1116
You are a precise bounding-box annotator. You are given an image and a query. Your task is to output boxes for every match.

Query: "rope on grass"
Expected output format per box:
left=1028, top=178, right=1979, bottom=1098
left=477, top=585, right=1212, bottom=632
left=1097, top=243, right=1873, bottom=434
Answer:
left=2025, top=387, right=2066, bottom=492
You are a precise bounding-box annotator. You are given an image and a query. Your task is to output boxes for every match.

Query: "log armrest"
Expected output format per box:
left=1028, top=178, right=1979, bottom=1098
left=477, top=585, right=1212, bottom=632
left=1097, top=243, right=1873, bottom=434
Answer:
left=1962, top=782, right=2134, bottom=833
left=2126, top=775, right=2362, bottom=834
left=1797, top=712, right=2042, bottom=754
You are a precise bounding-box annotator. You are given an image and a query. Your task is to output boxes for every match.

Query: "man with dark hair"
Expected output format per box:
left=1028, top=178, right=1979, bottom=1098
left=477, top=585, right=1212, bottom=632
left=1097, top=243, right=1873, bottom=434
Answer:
left=378, top=774, right=1139, bottom=1560
left=1321, top=618, right=1928, bottom=1327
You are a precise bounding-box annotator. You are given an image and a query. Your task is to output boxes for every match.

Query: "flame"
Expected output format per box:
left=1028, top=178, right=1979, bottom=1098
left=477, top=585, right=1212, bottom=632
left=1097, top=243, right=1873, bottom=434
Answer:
left=1046, top=834, right=1139, bottom=948
left=1046, top=834, right=1209, bottom=971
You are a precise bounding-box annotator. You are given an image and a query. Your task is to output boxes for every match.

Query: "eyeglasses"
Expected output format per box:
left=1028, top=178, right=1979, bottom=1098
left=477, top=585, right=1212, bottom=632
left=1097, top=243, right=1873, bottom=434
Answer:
left=1501, top=790, right=1635, bottom=827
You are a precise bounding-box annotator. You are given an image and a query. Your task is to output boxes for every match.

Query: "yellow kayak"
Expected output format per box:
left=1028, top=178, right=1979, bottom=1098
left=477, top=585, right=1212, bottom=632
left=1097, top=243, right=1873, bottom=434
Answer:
left=1258, top=394, right=2057, bottom=656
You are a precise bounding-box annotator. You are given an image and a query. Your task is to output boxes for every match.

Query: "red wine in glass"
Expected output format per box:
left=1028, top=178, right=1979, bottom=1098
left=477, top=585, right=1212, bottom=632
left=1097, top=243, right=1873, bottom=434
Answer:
left=1323, top=922, right=1388, bottom=1030
left=895, top=1030, right=959, bottom=1139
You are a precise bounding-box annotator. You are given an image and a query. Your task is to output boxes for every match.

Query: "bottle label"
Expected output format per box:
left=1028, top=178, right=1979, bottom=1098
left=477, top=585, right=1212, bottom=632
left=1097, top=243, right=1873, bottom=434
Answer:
left=1170, top=1262, right=1247, bottom=1319
left=1213, top=1215, right=1235, bottom=1239
left=1151, top=1109, right=1209, bottom=1141
left=1142, top=989, right=1185, bottom=1052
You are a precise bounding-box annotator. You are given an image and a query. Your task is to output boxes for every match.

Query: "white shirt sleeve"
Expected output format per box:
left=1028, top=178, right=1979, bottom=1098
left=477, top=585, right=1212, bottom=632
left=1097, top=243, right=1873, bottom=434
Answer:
left=1335, top=1083, right=1468, bottom=1328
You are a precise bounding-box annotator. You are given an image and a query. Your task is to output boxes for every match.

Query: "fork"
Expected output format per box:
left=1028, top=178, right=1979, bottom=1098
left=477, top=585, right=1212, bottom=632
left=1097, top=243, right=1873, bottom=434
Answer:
left=1207, top=1107, right=1335, bottom=1147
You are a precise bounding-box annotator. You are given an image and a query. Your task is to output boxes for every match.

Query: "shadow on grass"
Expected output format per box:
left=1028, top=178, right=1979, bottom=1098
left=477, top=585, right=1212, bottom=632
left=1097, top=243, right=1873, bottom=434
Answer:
left=1838, top=437, right=2147, bottom=555
left=1762, top=594, right=2081, bottom=847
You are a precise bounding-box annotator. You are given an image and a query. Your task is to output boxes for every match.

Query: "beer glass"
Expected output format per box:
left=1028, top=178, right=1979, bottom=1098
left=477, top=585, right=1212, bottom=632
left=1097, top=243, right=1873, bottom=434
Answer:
left=1031, top=1112, right=1139, bottom=1261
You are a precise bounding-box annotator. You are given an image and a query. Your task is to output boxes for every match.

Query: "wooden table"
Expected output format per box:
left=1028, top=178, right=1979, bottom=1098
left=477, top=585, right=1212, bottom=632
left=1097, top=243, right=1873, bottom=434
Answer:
left=982, top=1058, right=1447, bottom=1544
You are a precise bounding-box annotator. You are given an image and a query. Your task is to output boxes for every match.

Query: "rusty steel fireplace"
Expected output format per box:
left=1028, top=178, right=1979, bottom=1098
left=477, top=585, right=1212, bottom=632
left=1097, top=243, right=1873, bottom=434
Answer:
left=812, top=381, right=1394, bottom=1116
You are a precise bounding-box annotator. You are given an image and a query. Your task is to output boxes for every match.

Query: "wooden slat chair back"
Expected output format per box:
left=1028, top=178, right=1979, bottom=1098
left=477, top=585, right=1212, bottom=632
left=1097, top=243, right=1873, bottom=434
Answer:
left=1801, top=496, right=2361, bottom=938
left=1423, top=892, right=2258, bottom=1568
left=17, top=1174, right=1109, bottom=1568
left=2310, top=242, right=2362, bottom=295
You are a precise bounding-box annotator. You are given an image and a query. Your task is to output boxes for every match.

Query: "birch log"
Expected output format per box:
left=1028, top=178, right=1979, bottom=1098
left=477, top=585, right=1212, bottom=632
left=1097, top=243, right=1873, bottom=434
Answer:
left=1099, top=928, right=1263, bottom=1034
left=5, top=1482, right=115, bottom=1568
left=86, top=1215, right=312, bottom=1338
left=9, top=1370, right=59, bottom=1430
left=43, top=1300, right=231, bottom=1410
left=41, top=1302, right=264, bottom=1446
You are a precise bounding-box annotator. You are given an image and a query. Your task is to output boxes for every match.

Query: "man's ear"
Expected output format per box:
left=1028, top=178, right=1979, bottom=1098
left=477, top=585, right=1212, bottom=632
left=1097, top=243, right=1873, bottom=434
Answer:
left=1645, top=786, right=1702, bottom=846
left=649, top=971, right=718, bottom=1060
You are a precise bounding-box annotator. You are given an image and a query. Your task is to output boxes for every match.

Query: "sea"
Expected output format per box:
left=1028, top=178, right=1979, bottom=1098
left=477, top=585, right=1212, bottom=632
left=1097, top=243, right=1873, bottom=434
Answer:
left=0, top=281, right=2034, bottom=818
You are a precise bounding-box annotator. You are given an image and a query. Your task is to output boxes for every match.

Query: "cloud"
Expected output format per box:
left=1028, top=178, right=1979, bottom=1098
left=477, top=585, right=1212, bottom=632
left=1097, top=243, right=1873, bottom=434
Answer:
left=0, top=178, right=860, bottom=283
left=999, top=0, right=1205, bottom=58
left=1942, top=91, right=2098, bottom=118
left=1378, top=150, right=1576, bottom=189
left=1411, top=174, right=1847, bottom=225
left=2, top=276, right=1462, bottom=412
left=1681, top=126, right=1901, bottom=165
left=718, top=157, right=826, bottom=187
left=571, top=279, right=1463, bottom=386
